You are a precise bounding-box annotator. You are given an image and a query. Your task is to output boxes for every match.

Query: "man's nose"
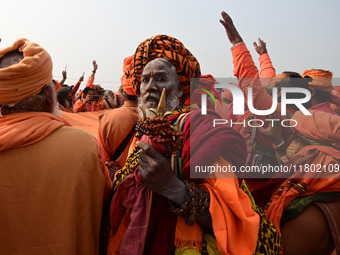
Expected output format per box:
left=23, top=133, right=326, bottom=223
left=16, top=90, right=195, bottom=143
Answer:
left=145, top=77, right=158, bottom=92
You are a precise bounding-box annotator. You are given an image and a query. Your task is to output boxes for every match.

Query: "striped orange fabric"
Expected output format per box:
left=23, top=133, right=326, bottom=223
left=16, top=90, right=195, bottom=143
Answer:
left=128, top=35, right=201, bottom=101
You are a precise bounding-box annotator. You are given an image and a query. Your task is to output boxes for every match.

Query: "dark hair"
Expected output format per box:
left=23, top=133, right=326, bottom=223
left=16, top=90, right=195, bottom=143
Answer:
left=314, top=89, right=331, bottom=103
left=57, top=86, right=72, bottom=106
left=119, top=85, right=137, bottom=102
left=275, top=71, right=310, bottom=90
left=83, top=87, right=94, bottom=95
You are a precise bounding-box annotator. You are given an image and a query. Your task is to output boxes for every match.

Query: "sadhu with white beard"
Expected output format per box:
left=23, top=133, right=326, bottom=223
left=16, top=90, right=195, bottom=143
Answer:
left=107, top=34, right=281, bottom=254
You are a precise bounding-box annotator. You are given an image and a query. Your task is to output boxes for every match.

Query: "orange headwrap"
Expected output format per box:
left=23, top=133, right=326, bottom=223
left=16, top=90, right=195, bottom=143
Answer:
left=128, top=35, right=201, bottom=100
left=121, top=55, right=136, bottom=96
left=302, top=69, right=333, bottom=93
left=0, top=38, right=53, bottom=105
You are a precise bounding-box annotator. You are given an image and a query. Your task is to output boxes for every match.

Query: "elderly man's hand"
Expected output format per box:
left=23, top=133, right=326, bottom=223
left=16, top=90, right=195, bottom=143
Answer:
left=137, top=141, right=186, bottom=205
left=219, top=11, right=243, bottom=45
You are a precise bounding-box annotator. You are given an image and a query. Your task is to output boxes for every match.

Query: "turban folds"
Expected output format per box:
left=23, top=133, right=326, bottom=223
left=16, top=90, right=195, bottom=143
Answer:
left=302, top=69, right=333, bottom=93
left=0, top=38, right=53, bottom=105
left=121, top=55, right=136, bottom=96
left=128, top=35, right=201, bottom=100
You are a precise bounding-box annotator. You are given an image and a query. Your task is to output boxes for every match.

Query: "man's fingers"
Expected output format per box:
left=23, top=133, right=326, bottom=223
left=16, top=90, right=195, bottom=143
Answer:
left=136, top=141, right=161, bottom=157
left=221, top=11, right=232, bottom=24
left=137, top=141, right=150, bottom=151
left=253, top=42, right=258, bottom=47
left=219, top=19, right=226, bottom=26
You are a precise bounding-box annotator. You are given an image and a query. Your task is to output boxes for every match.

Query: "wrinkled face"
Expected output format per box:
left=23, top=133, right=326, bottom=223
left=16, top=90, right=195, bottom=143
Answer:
left=139, top=58, right=183, bottom=117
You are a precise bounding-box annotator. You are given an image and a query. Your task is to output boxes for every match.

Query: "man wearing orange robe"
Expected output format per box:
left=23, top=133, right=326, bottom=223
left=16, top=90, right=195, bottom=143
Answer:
left=73, top=60, right=104, bottom=112
left=107, top=33, right=281, bottom=255
left=98, top=55, right=139, bottom=178
left=0, top=38, right=112, bottom=255
left=221, top=11, right=340, bottom=254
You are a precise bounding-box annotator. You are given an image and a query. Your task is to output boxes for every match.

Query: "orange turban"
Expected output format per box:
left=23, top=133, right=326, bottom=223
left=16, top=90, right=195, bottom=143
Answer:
left=121, top=55, right=136, bottom=96
left=0, top=38, right=53, bottom=105
left=128, top=34, right=201, bottom=100
left=302, top=69, right=333, bottom=93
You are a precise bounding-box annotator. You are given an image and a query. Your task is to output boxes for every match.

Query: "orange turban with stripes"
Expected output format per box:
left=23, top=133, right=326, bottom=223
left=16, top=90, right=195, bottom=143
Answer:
left=302, top=69, right=333, bottom=93
left=121, top=55, right=136, bottom=96
left=128, top=35, right=201, bottom=100
left=0, top=38, right=53, bottom=105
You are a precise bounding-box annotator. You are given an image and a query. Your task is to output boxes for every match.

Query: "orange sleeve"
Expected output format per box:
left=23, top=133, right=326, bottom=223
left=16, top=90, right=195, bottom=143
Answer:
left=73, top=100, right=86, bottom=112
left=259, top=53, right=276, bottom=79
left=232, top=43, right=275, bottom=111
left=86, top=76, right=95, bottom=88
left=199, top=157, right=259, bottom=254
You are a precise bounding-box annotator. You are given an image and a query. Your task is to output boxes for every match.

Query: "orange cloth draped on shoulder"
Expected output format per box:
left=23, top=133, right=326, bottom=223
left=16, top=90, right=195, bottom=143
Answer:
left=128, top=34, right=201, bottom=100
left=199, top=157, right=259, bottom=254
left=0, top=38, right=53, bottom=105
left=98, top=101, right=139, bottom=164
left=0, top=112, right=112, bottom=254
left=0, top=112, right=70, bottom=151
left=173, top=157, right=259, bottom=255
left=265, top=110, right=340, bottom=232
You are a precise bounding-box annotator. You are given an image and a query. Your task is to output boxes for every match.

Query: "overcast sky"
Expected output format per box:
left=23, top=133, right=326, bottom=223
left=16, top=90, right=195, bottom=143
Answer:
left=1, top=0, right=339, bottom=91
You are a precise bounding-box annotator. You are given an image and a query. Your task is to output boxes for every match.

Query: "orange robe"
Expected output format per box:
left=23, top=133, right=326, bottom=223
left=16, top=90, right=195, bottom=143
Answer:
left=0, top=112, right=112, bottom=254
left=98, top=101, right=139, bottom=166
left=107, top=110, right=262, bottom=255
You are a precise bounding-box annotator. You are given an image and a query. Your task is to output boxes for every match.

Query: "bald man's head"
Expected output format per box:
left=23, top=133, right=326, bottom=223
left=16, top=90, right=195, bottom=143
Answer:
left=0, top=50, right=23, bottom=69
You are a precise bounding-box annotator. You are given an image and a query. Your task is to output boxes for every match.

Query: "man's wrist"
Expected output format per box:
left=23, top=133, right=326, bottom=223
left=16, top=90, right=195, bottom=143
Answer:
left=259, top=50, right=267, bottom=55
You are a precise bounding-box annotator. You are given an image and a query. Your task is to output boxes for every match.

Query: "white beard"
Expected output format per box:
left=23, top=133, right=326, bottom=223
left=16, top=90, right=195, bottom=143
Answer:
left=138, top=91, right=181, bottom=119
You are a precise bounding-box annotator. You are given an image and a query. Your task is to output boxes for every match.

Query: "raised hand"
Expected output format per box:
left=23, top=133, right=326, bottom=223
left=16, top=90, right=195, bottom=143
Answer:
left=219, top=11, right=243, bottom=45
left=62, top=70, right=67, bottom=79
left=92, top=60, right=98, bottom=72
left=79, top=73, right=84, bottom=82
left=253, top=38, right=267, bottom=55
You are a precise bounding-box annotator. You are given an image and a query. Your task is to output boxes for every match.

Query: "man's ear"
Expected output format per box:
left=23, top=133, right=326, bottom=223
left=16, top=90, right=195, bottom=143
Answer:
left=42, top=84, right=55, bottom=112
